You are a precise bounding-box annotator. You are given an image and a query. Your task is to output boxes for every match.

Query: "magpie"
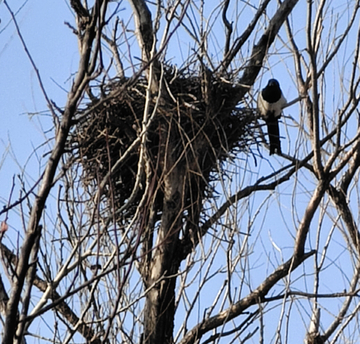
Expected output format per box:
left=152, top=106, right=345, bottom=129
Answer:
left=257, top=79, right=287, bottom=155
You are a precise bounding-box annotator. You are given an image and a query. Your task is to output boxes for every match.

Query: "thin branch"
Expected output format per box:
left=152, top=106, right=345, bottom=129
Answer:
left=3, top=1, right=56, bottom=120
left=2, top=1, right=107, bottom=342
left=219, top=0, right=272, bottom=73
left=222, top=0, right=233, bottom=57
left=178, top=250, right=316, bottom=344
left=0, top=242, right=102, bottom=344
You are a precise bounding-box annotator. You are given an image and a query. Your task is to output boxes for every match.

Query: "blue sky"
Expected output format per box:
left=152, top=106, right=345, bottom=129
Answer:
left=1, top=0, right=74, bottom=195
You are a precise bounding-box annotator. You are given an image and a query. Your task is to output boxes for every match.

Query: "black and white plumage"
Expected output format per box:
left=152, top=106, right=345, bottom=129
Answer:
left=257, top=79, right=287, bottom=155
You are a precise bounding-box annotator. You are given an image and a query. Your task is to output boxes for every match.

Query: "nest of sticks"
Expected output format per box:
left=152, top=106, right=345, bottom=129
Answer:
left=69, top=66, right=258, bottom=223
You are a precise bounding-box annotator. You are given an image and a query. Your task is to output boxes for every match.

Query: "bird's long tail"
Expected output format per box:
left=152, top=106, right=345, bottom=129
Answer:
left=266, top=118, right=281, bottom=155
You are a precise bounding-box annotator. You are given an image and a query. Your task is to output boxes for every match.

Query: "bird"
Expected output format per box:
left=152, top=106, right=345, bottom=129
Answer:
left=257, top=79, right=287, bottom=155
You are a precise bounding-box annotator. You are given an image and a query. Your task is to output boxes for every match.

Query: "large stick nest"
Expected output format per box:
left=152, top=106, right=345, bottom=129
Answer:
left=69, top=66, right=258, bottom=222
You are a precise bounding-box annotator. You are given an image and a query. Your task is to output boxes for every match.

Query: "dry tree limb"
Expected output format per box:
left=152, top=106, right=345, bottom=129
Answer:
left=0, top=273, right=9, bottom=315
left=15, top=229, right=41, bottom=340
left=238, top=0, right=301, bottom=87
left=101, top=18, right=125, bottom=78
left=128, top=0, right=155, bottom=64
left=70, top=0, right=89, bottom=19
left=306, top=0, right=323, bottom=178
left=220, top=0, right=272, bottom=73
left=222, top=0, right=233, bottom=57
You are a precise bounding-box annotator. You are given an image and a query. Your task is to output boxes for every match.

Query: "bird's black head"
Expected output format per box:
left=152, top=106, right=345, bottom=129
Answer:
left=267, top=79, right=280, bottom=88
left=261, top=78, right=282, bottom=103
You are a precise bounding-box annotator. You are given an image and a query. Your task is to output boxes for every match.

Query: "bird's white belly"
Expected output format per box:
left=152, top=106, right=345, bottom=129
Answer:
left=257, top=95, right=286, bottom=119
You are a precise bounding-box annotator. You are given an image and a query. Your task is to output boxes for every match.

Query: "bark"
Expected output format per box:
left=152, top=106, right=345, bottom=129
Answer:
left=142, top=119, right=184, bottom=344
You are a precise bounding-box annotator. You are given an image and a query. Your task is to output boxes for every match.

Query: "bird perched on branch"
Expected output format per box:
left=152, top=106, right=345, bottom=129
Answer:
left=257, top=79, right=287, bottom=155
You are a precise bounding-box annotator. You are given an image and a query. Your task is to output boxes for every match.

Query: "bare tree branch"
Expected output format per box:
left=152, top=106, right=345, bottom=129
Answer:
left=2, top=1, right=108, bottom=342
left=179, top=250, right=316, bottom=344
